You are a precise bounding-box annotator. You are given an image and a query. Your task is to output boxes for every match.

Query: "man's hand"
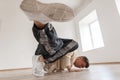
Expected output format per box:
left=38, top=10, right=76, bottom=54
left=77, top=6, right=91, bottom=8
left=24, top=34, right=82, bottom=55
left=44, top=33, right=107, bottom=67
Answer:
left=69, top=69, right=83, bottom=72
left=67, top=66, right=83, bottom=72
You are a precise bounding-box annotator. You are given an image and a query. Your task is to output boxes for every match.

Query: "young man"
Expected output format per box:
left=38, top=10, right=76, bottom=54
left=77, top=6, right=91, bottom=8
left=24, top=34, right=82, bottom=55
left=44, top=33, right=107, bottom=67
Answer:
left=32, top=21, right=79, bottom=76
left=44, top=52, right=89, bottom=73
left=20, top=0, right=82, bottom=76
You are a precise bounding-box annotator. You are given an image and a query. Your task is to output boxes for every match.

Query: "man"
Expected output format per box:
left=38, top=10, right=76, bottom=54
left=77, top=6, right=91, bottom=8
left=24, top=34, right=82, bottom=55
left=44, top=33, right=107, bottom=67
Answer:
left=32, top=21, right=78, bottom=76
left=20, top=0, right=81, bottom=77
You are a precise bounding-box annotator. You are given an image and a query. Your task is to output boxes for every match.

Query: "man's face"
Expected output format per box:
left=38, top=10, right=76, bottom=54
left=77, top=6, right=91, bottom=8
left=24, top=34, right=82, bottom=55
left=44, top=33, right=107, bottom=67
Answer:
left=74, top=57, right=86, bottom=68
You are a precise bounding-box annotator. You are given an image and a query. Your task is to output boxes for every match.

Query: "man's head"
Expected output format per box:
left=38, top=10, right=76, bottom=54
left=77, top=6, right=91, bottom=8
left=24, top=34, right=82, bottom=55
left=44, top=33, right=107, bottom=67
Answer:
left=74, top=56, right=89, bottom=68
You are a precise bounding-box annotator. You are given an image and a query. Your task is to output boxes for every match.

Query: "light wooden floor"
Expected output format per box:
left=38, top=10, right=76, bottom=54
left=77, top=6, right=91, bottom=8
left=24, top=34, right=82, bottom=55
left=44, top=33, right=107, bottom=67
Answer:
left=0, top=64, right=120, bottom=80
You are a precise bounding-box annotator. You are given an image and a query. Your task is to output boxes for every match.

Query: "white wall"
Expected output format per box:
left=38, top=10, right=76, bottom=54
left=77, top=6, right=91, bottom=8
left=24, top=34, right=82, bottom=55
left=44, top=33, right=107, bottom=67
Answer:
left=0, top=0, right=76, bottom=70
left=74, top=0, right=120, bottom=63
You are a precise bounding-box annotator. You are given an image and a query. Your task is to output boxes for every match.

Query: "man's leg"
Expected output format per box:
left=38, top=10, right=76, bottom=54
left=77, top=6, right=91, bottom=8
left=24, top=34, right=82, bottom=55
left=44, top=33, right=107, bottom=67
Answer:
left=44, top=39, right=78, bottom=63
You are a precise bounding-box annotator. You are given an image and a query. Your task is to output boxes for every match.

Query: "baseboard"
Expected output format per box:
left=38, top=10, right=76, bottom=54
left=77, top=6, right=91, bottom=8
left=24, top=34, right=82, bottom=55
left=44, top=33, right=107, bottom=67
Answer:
left=90, top=62, right=120, bottom=65
left=0, top=68, right=32, bottom=72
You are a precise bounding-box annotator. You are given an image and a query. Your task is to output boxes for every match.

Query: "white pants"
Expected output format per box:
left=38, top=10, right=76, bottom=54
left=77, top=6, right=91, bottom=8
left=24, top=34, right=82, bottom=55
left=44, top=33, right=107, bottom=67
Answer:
left=32, top=55, right=46, bottom=77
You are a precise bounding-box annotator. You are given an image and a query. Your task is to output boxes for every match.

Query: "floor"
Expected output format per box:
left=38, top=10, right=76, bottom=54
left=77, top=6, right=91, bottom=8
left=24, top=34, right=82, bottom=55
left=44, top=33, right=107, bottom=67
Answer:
left=0, top=64, right=120, bottom=80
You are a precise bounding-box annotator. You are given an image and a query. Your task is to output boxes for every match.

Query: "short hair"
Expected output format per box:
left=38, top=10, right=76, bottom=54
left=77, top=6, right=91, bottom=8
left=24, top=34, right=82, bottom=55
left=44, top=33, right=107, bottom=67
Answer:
left=82, top=56, right=89, bottom=68
left=78, top=56, right=89, bottom=68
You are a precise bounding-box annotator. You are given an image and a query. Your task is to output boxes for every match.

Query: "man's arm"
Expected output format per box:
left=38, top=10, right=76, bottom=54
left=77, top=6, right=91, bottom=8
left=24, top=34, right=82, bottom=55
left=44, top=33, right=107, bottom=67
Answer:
left=67, top=66, right=82, bottom=72
left=67, top=52, right=82, bottom=72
